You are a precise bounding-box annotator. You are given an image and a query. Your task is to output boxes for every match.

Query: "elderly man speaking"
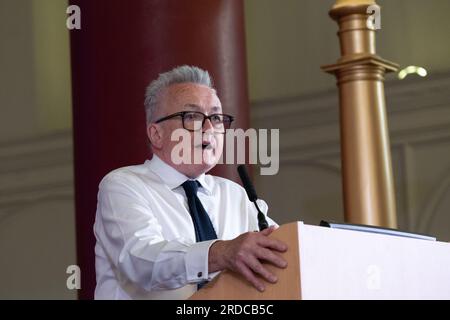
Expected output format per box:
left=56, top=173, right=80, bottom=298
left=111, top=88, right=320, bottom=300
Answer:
left=93, top=65, right=288, bottom=300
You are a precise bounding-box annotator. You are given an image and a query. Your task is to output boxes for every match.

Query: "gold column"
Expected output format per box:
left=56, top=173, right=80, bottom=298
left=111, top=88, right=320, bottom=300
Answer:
left=322, top=0, right=398, bottom=227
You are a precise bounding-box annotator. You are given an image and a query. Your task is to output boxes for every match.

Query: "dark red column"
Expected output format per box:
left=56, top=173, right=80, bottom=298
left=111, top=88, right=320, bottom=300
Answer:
left=69, top=0, right=250, bottom=299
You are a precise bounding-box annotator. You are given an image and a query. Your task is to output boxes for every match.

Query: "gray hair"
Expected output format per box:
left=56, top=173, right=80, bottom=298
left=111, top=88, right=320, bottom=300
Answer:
left=144, top=65, right=214, bottom=125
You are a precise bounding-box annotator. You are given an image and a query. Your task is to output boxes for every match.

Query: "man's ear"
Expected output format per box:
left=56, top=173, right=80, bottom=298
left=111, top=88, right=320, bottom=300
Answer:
left=147, top=123, right=163, bottom=150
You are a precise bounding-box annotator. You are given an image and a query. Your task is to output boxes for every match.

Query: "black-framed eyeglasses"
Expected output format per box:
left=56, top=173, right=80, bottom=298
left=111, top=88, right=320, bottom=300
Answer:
left=155, top=111, right=234, bottom=133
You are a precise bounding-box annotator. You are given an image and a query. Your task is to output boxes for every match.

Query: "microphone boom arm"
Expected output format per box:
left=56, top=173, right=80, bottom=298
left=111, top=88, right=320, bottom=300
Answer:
left=237, top=165, right=269, bottom=231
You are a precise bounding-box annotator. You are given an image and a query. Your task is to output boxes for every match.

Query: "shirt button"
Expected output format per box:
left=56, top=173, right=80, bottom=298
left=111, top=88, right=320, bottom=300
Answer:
left=197, top=272, right=203, bottom=278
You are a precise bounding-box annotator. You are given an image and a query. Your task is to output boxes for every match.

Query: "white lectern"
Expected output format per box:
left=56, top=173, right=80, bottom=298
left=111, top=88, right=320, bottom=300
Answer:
left=191, top=222, right=450, bottom=299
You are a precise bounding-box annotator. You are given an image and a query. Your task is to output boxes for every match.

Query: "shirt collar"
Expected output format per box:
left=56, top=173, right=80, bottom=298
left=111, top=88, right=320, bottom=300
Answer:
left=146, top=155, right=212, bottom=195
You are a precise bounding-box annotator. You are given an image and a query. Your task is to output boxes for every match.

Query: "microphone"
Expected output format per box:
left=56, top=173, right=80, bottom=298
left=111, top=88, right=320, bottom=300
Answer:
left=237, top=165, right=269, bottom=231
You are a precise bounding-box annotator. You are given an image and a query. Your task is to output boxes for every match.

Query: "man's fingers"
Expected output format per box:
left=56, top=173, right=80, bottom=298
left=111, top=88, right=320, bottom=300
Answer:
left=223, top=229, right=288, bottom=293
left=260, top=225, right=276, bottom=236
left=258, top=226, right=288, bottom=252
left=235, top=261, right=265, bottom=292
left=255, top=247, right=288, bottom=269
left=257, top=236, right=288, bottom=252
left=245, top=256, right=278, bottom=284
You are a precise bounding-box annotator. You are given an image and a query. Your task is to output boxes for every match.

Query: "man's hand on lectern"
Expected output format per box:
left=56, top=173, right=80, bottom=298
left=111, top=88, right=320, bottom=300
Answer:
left=208, top=225, right=288, bottom=292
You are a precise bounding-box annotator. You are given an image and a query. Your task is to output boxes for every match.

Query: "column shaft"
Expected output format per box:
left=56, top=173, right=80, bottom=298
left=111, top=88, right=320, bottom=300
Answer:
left=322, top=3, right=398, bottom=228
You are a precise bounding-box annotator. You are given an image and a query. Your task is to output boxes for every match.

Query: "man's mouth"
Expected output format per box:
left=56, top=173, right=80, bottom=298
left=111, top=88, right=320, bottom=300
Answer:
left=201, top=143, right=213, bottom=150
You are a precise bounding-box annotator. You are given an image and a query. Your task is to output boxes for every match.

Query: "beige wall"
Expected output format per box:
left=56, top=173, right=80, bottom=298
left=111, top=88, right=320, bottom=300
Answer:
left=31, top=0, right=73, bottom=133
left=0, top=132, right=75, bottom=299
left=0, top=0, right=38, bottom=141
left=245, top=0, right=450, bottom=102
left=0, top=0, right=72, bottom=140
left=245, top=0, right=337, bottom=100
left=0, top=0, right=75, bottom=299
left=0, top=0, right=449, bottom=299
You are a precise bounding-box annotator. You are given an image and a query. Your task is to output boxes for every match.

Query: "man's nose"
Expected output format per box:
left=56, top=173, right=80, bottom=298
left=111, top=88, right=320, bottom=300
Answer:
left=202, top=117, right=214, bottom=131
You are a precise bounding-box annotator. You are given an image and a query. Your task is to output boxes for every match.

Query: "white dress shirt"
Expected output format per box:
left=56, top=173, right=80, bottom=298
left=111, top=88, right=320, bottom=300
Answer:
left=94, top=155, right=275, bottom=300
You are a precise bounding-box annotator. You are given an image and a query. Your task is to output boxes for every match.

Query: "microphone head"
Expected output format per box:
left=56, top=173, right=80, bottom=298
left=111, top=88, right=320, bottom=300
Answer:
left=237, top=165, right=258, bottom=202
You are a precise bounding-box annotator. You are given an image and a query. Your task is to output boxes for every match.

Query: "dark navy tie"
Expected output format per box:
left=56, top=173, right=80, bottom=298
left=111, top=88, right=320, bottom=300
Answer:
left=181, top=180, right=217, bottom=242
left=182, top=180, right=217, bottom=290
